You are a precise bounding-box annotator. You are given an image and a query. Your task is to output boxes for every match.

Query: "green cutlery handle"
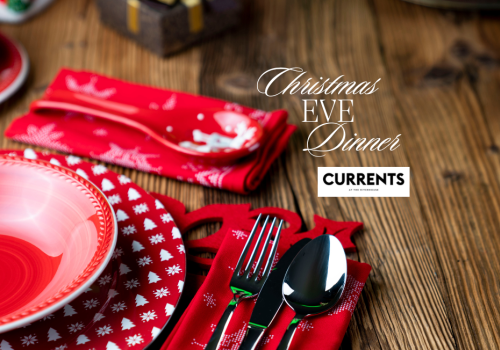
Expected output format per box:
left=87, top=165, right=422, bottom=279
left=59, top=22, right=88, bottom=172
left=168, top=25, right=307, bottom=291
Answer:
left=277, top=314, right=304, bottom=350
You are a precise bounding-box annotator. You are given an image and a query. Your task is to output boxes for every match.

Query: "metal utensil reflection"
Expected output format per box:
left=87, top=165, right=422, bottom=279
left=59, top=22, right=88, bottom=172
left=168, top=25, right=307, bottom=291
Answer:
left=277, top=235, right=347, bottom=350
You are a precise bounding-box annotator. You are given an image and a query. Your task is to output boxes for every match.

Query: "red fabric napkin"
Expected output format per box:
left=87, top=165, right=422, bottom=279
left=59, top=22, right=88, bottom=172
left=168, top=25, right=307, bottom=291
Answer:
left=5, top=69, right=296, bottom=194
left=154, top=194, right=371, bottom=350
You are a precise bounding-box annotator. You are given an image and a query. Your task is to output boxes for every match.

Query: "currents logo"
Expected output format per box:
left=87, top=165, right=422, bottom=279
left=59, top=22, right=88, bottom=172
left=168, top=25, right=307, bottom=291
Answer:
left=318, top=167, right=410, bottom=197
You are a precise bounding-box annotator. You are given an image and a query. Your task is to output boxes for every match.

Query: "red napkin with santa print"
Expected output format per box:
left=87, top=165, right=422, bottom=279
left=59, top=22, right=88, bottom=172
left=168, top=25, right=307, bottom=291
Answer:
left=161, top=224, right=371, bottom=350
left=5, top=69, right=296, bottom=194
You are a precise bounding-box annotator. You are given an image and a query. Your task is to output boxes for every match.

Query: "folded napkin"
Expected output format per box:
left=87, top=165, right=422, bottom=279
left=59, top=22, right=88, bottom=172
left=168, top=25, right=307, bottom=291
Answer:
left=160, top=226, right=371, bottom=350
left=5, top=69, right=296, bottom=194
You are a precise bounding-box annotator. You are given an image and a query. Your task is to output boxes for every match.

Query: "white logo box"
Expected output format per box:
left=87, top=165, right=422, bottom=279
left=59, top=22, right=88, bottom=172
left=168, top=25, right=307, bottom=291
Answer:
left=318, top=167, right=410, bottom=197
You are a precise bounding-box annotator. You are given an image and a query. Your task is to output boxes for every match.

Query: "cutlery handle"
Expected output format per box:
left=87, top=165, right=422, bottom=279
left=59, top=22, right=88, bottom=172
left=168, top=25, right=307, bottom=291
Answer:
left=238, top=324, right=266, bottom=350
left=276, top=314, right=304, bottom=350
left=30, top=100, right=185, bottom=155
left=205, top=299, right=238, bottom=350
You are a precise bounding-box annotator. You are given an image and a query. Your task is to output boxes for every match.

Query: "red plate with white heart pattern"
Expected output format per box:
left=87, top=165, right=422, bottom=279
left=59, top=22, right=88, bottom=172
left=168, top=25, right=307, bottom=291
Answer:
left=0, top=149, right=186, bottom=350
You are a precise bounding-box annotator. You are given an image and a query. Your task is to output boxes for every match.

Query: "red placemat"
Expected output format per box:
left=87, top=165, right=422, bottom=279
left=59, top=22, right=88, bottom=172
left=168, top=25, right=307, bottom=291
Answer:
left=151, top=193, right=371, bottom=350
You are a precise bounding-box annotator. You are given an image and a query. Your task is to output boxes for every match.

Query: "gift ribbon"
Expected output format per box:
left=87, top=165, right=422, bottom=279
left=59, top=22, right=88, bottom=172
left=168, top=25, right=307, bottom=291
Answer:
left=127, top=0, right=141, bottom=34
left=181, top=0, right=203, bottom=33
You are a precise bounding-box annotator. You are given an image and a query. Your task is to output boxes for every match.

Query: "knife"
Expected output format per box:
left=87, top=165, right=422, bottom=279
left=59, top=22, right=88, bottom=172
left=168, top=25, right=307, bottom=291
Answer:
left=238, top=238, right=312, bottom=350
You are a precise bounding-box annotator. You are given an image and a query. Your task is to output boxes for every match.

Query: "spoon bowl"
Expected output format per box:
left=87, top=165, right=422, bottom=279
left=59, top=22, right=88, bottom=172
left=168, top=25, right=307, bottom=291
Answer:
left=278, top=235, right=347, bottom=350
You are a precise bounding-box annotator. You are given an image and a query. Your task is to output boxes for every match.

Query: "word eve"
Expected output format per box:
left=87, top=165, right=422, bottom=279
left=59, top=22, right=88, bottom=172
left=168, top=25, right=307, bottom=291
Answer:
left=257, top=67, right=402, bottom=157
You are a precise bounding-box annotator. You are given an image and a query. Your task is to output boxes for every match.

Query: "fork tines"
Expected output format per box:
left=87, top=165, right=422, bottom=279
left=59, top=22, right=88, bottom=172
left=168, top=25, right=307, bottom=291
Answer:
left=235, top=214, right=284, bottom=282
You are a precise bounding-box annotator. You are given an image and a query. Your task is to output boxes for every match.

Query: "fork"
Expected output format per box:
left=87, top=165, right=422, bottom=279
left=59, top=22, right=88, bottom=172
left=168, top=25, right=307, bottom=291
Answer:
left=205, top=214, right=284, bottom=350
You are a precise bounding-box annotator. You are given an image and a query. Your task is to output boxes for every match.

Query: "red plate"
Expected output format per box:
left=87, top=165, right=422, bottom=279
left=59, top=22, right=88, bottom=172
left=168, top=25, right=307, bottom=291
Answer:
left=0, top=149, right=186, bottom=350
left=0, top=155, right=117, bottom=333
left=0, top=31, right=29, bottom=104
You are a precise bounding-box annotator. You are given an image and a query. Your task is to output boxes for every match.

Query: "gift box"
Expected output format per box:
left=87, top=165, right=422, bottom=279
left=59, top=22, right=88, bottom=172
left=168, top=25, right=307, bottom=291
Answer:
left=95, top=0, right=242, bottom=56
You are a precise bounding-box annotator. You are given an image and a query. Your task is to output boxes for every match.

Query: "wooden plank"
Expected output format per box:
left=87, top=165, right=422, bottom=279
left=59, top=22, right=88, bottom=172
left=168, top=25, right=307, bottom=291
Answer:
left=280, top=0, right=456, bottom=349
left=372, top=1, right=500, bottom=349
left=1, top=0, right=500, bottom=349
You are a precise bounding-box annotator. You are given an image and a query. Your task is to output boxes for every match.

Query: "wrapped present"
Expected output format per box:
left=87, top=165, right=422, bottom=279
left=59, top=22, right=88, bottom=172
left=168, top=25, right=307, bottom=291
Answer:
left=95, top=0, right=242, bottom=56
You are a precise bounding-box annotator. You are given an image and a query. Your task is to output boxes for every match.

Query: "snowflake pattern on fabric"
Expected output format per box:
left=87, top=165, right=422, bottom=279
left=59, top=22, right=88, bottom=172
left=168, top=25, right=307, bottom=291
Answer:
left=98, top=274, right=112, bottom=286
left=125, top=334, right=144, bottom=346
left=154, top=288, right=170, bottom=298
left=188, top=164, right=234, bottom=189
left=65, top=155, right=81, bottom=165
left=162, top=94, right=177, bottom=110
left=140, top=311, right=157, bottom=322
left=125, top=279, right=140, bottom=289
left=203, top=293, right=216, bottom=308
left=224, top=102, right=244, bottom=113
left=107, top=194, right=122, bottom=205
left=149, top=233, right=165, bottom=245
left=20, top=334, right=37, bottom=346
left=191, top=338, right=206, bottom=348
left=248, top=109, right=268, bottom=122
left=95, top=325, right=113, bottom=337
left=83, top=299, right=100, bottom=309
left=232, top=230, right=248, bottom=240
left=121, top=224, right=137, bottom=236
left=261, top=334, right=275, bottom=345
left=12, top=124, right=72, bottom=153
left=118, top=174, right=132, bottom=184
left=68, top=322, right=84, bottom=333
left=112, top=247, right=124, bottom=260
left=219, top=325, right=246, bottom=349
left=92, top=164, right=107, bottom=175
left=90, top=143, right=161, bottom=173
left=133, top=203, right=149, bottom=215
left=111, top=302, right=127, bottom=313
left=328, top=275, right=365, bottom=316
left=137, top=256, right=153, bottom=267
left=93, top=128, right=108, bottom=136
left=166, top=264, right=182, bottom=276
left=65, top=75, right=116, bottom=99
left=161, top=213, right=173, bottom=223
left=298, top=320, right=314, bottom=332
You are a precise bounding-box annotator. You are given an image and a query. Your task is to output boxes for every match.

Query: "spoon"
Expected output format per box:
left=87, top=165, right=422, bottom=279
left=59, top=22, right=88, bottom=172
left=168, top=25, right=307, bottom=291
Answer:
left=30, top=90, right=264, bottom=165
left=277, top=235, right=347, bottom=350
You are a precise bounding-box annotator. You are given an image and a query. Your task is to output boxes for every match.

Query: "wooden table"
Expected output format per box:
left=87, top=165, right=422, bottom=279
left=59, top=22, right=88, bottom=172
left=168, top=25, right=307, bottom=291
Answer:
left=1, top=0, right=500, bottom=349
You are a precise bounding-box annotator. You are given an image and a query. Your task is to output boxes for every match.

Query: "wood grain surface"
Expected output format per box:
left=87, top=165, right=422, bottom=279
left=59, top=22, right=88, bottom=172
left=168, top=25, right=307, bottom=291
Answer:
left=1, top=0, right=500, bottom=349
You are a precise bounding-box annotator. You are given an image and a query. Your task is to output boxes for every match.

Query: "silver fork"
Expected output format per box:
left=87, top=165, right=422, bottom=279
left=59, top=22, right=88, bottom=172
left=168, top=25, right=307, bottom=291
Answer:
left=205, top=214, right=284, bottom=350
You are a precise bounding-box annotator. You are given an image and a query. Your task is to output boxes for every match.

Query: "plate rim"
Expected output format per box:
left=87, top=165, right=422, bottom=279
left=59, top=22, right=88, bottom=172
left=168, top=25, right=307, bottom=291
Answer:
left=0, top=155, right=118, bottom=333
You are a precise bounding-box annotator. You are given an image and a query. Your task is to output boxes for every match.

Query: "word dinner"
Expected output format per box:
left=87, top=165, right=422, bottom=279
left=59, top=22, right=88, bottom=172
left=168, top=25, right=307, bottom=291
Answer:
left=257, top=67, right=402, bottom=157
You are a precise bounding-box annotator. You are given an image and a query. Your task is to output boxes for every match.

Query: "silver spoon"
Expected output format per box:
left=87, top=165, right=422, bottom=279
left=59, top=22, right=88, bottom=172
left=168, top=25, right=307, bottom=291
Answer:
left=277, top=235, right=347, bottom=350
